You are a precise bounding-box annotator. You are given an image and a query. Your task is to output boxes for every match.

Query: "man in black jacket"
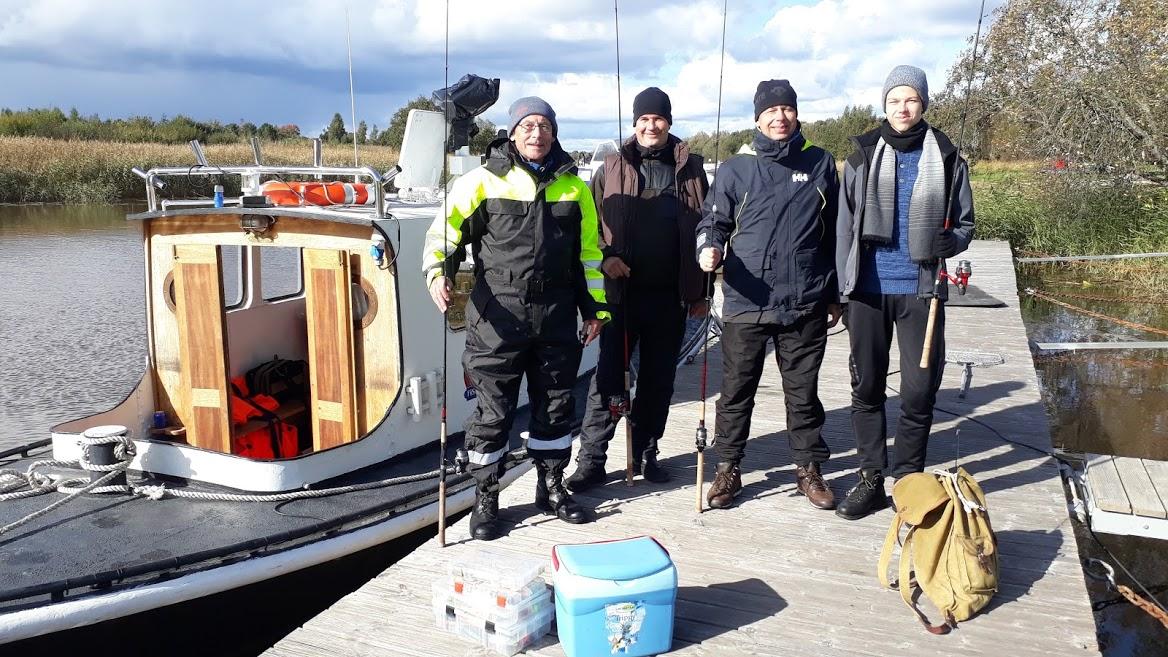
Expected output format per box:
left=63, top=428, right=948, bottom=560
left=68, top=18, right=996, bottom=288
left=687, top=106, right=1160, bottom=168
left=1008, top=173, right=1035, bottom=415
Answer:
left=696, top=79, right=841, bottom=511
left=566, top=87, right=710, bottom=492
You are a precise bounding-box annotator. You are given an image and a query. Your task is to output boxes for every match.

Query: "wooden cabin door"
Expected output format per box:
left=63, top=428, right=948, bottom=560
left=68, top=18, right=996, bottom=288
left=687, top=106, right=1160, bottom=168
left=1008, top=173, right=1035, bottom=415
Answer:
left=303, top=248, right=358, bottom=450
left=172, top=243, right=232, bottom=452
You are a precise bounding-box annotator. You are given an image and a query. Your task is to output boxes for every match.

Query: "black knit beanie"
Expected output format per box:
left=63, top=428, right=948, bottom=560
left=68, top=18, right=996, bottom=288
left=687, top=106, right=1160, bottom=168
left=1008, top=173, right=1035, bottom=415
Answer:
left=632, top=87, right=672, bottom=125
left=753, top=79, right=798, bottom=120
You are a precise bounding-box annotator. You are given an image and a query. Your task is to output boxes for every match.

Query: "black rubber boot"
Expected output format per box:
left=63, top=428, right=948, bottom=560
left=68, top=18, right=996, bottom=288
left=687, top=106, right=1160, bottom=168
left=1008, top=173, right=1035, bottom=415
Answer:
left=469, top=483, right=503, bottom=541
left=835, top=469, right=889, bottom=520
left=640, top=445, right=671, bottom=483
left=565, top=460, right=608, bottom=493
left=534, top=461, right=592, bottom=524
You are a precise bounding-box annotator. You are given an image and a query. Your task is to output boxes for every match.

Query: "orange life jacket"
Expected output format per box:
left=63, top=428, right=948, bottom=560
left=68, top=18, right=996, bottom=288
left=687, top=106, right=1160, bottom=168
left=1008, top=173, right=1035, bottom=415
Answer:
left=260, top=181, right=375, bottom=207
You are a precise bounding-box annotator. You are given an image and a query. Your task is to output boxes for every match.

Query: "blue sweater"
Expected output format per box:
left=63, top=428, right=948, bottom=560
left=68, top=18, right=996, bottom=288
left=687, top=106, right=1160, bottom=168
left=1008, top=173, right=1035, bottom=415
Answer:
left=857, top=147, right=921, bottom=294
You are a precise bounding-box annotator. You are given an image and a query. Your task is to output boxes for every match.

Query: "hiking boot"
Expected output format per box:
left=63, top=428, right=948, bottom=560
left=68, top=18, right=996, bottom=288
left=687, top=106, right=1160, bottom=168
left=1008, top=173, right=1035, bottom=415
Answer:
left=640, top=447, right=671, bottom=483
left=535, top=461, right=592, bottom=524
left=469, top=486, right=503, bottom=541
left=795, top=463, right=836, bottom=510
left=706, top=461, right=742, bottom=509
left=565, top=461, right=608, bottom=493
left=835, top=469, right=888, bottom=520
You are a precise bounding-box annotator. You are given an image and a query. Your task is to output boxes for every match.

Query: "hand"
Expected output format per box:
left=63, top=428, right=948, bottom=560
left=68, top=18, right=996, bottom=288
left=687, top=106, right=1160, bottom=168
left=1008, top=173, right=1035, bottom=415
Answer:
left=601, top=256, right=631, bottom=278
left=699, top=247, right=722, bottom=272
left=581, top=318, right=604, bottom=346
left=826, top=303, right=842, bottom=328
left=934, top=229, right=957, bottom=258
left=429, top=276, right=452, bottom=312
left=688, top=299, right=709, bottom=318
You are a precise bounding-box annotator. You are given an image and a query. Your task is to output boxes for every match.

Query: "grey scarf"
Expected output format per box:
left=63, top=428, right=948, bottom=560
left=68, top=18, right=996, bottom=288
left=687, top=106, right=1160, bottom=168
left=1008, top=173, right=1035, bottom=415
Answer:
left=861, top=129, right=946, bottom=262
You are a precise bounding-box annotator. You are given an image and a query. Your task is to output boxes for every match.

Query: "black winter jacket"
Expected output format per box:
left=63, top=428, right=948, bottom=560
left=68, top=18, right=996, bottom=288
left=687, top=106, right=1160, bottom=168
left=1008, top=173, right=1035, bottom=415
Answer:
left=696, top=129, right=839, bottom=324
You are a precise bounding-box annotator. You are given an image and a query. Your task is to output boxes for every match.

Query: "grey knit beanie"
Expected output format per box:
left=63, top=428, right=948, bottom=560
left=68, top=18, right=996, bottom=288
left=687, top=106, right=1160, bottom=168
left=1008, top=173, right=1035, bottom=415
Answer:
left=881, top=65, right=929, bottom=111
left=508, top=96, right=558, bottom=136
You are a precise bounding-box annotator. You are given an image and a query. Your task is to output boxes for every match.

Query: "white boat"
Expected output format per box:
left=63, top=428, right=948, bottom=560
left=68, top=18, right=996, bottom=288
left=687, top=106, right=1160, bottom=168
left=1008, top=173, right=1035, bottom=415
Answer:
left=0, top=104, right=600, bottom=644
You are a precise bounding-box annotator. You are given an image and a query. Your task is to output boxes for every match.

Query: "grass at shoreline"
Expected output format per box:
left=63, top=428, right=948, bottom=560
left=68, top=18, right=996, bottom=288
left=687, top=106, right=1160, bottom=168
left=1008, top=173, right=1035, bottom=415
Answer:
left=0, top=136, right=400, bottom=204
left=4, top=137, right=1166, bottom=267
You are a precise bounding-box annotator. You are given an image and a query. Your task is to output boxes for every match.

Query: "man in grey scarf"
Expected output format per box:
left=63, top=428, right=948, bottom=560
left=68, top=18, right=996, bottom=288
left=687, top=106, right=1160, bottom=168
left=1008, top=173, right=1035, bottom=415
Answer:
left=834, top=65, right=975, bottom=520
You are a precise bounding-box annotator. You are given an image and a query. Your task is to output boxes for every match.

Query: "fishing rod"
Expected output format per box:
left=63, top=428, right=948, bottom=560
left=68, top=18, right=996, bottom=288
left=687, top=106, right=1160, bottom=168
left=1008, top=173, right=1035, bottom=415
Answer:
left=610, top=0, right=635, bottom=488
left=696, top=0, right=729, bottom=514
left=345, top=8, right=359, bottom=167
left=437, top=0, right=451, bottom=548
left=920, top=0, right=985, bottom=369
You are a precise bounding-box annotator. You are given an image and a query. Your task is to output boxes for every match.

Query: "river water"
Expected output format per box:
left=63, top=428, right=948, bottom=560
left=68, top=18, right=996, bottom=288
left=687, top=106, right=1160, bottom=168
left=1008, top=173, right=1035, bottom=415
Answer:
left=1, top=205, right=1165, bottom=654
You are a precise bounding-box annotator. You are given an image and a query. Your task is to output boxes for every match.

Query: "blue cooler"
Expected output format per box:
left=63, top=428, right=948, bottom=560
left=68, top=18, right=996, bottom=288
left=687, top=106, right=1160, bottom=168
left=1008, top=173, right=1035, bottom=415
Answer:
left=552, top=536, right=677, bottom=657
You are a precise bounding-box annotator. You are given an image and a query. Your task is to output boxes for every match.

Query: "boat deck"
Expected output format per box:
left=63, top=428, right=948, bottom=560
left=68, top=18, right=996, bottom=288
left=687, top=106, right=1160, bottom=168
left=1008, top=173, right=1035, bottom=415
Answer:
left=264, top=241, right=1100, bottom=656
left=1084, top=454, right=1168, bottom=540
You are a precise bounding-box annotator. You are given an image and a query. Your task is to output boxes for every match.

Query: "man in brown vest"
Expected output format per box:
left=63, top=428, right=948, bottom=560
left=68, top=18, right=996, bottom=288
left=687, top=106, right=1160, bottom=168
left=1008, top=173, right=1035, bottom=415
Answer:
left=566, top=87, right=710, bottom=492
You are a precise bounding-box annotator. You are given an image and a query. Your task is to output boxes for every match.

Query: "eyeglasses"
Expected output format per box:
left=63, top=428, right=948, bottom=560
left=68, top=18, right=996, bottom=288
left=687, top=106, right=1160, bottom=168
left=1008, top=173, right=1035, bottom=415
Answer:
left=516, top=122, right=554, bottom=135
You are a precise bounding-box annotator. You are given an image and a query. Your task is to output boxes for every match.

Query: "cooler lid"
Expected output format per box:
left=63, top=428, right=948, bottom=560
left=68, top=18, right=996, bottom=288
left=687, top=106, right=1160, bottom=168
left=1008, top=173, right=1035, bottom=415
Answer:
left=553, top=536, right=671, bottom=581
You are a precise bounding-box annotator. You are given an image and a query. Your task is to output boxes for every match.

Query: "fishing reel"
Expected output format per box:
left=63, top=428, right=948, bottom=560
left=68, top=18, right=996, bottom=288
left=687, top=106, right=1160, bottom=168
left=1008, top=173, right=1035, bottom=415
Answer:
left=607, top=394, right=630, bottom=420
left=452, top=448, right=470, bottom=474
left=695, top=423, right=708, bottom=452
left=938, top=260, right=973, bottom=295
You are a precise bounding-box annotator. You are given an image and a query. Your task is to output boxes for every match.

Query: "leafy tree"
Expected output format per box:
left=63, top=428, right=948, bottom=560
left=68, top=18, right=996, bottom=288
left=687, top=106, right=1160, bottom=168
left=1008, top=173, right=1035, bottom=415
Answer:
left=942, top=0, right=1168, bottom=178
left=368, top=124, right=380, bottom=142
left=803, top=105, right=880, bottom=161
left=469, top=117, right=499, bottom=155
left=258, top=122, right=279, bottom=141
left=277, top=124, right=301, bottom=139
left=356, top=120, right=368, bottom=145
left=379, top=96, right=437, bottom=149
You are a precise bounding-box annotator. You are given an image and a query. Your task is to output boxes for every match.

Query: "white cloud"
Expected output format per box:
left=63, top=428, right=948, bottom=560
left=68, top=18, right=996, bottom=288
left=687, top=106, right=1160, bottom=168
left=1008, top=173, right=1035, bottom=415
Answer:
left=0, top=0, right=1001, bottom=149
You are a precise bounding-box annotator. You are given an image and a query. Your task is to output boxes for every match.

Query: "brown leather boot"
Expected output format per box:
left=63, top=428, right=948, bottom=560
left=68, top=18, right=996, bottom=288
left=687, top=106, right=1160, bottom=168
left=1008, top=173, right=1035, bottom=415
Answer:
left=706, top=461, right=742, bottom=509
left=795, top=463, right=836, bottom=510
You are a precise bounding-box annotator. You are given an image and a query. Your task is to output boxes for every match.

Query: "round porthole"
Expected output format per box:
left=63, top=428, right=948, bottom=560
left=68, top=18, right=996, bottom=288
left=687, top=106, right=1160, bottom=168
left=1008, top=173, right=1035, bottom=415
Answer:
left=352, top=275, right=378, bottom=329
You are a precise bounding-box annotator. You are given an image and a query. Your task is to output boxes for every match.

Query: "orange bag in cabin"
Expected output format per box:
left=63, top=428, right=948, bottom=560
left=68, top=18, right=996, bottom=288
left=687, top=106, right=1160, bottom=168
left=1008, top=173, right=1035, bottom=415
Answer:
left=229, top=378, right=298, bottom=460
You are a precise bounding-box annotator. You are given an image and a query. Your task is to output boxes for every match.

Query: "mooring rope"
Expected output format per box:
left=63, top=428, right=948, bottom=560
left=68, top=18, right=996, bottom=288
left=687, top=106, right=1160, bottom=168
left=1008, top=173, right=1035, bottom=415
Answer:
left=0, top=431, right=460, bottom=540
left=1032, top=287, right=1168, bottom=306
left=1025, top=288, right=1168, bottom=337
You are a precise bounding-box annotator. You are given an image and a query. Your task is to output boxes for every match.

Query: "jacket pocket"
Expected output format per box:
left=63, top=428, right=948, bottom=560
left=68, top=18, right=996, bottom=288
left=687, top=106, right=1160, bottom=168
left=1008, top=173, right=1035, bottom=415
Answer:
left=795, top=249, right=827, bottom=306
left=724, top=253, right=772, bottom=308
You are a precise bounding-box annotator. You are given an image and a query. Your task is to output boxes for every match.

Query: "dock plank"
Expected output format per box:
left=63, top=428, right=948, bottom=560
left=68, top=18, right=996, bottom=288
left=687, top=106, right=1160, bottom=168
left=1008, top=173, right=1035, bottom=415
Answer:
left=1112, top=457, right=1167, bottom=519
left=1088, top=454, right=1133, bottom=514
left=265, top=241, right=1100, bottom=657
left=1140, top=459, right=1168, bottom=516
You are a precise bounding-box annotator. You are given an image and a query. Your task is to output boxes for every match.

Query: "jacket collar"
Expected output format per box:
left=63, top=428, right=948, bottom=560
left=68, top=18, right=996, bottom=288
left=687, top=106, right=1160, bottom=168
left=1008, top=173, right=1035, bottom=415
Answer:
left=617, top=134, right=689, bottom=169
left=750, top=124, right=805, bottom=161
left=484, top=137, right=576, bottom=180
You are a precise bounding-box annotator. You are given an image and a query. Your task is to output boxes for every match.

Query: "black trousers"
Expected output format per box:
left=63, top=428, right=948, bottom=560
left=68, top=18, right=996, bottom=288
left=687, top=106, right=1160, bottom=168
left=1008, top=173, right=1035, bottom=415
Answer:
left=713, top=314, right=830, bottom=466
left=576, top=287, right=687, bottom=468
left=463, top=283, right=581, bottom=487
left=845, top=292, right=946, bottom=477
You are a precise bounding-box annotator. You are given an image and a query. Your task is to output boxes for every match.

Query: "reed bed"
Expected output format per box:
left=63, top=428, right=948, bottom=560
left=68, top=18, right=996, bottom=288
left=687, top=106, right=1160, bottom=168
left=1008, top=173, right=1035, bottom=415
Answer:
left=0, top=136, right=400, bottom=204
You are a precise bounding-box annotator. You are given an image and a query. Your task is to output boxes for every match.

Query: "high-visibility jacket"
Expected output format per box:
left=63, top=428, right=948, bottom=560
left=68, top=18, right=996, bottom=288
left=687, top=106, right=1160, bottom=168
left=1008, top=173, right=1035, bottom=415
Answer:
left=423, top=139, right=609, bottom=321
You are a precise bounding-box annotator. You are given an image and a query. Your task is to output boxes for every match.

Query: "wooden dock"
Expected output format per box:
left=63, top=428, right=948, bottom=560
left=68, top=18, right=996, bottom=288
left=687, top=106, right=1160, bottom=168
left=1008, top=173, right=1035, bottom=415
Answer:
left=265, top=240, right=1100, bottom=656
left=1084, top=454, right=1168, bottom=540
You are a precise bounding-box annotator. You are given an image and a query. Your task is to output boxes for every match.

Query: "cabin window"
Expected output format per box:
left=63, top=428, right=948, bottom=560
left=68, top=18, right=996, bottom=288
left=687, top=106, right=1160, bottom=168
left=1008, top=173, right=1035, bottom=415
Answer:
left=221, top=246, right=245, bottom=308
left=261, top=246, right=304, bottom=301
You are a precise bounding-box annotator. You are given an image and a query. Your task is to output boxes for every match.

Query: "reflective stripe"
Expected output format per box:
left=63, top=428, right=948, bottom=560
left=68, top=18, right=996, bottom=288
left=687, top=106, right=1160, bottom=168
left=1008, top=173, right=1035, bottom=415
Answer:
left=521, top=431, right=574, bottom=451
left=586, top=277, right=604, bottom=290
left=582, top=259, right=602, bottom=269
left=468, top=445, right=507, bottom=466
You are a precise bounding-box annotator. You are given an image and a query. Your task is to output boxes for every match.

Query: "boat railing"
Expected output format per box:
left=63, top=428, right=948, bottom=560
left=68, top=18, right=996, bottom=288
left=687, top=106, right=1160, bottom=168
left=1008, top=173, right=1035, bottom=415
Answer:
left=132, top=139, right=401, bottom=217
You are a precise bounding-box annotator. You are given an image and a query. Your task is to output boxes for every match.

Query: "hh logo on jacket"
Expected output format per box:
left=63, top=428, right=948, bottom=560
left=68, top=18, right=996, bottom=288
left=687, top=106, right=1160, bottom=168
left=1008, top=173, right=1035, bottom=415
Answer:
left=792, top=172, right=809, bottom=183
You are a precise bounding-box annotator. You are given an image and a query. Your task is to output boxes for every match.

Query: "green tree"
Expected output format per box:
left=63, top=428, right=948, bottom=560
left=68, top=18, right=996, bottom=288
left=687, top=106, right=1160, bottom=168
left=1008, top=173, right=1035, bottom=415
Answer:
left=356, top=120, right=368, bottom=145
left=380, top=96, right=437, bottom=149
left=258, top=122, right=279, bottom=141
left=322, top=113, right=348, bottom=143
left=469, top=117, right=499, bottom=155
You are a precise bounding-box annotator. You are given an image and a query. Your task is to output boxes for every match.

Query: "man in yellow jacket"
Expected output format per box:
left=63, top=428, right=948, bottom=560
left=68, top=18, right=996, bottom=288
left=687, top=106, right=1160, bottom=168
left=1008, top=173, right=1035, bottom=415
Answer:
left=423, top=97, right=609, bottom=540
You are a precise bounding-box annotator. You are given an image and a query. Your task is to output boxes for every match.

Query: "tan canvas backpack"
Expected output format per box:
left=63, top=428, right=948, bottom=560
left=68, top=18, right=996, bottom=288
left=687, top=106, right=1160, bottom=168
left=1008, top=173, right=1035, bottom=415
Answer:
left=878, top=467, right=998, bottom=634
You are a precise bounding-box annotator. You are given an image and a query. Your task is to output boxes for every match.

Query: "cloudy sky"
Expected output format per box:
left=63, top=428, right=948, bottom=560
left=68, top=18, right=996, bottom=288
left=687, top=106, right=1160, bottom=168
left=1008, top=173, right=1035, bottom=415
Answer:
left=1, top=0, right=1000, bottom=151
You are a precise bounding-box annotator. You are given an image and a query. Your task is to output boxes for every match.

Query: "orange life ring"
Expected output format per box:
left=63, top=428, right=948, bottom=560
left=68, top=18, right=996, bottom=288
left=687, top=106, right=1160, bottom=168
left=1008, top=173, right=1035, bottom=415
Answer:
left=260, top=181, right=376, bottom=207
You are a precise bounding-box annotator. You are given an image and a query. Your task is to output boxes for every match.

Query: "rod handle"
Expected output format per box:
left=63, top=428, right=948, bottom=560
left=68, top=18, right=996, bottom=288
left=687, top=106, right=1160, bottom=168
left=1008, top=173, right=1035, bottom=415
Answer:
left=695, top=450, right=705, bottom=513
left=919, top=296, right=940, bottom=368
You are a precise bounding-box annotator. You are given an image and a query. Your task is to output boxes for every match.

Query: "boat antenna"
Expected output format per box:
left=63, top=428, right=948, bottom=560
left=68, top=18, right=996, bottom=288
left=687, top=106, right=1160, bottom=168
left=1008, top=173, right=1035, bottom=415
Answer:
left=920, top=0, right=986, bottom=369
left=346, top=8, right=359, bottom=167
left=437, top=0, right=451, bottom=548
left=611, top=0, right=635, bottom=488
left=696, top=0, right=728, bottom=514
